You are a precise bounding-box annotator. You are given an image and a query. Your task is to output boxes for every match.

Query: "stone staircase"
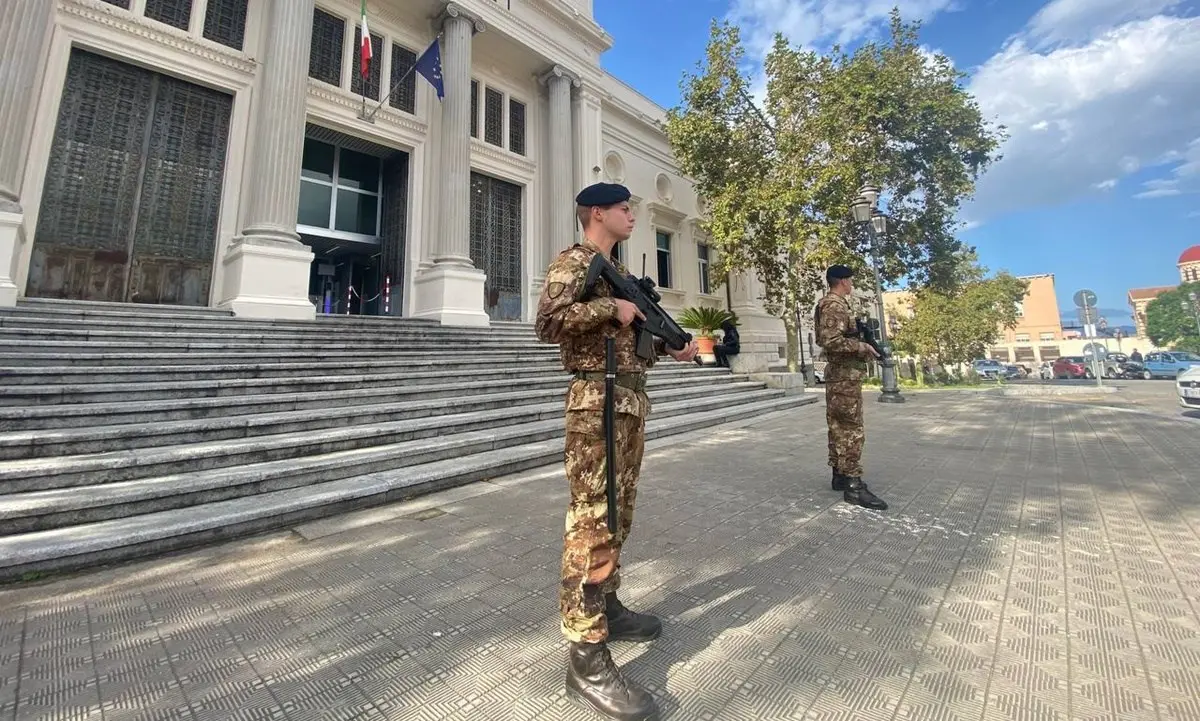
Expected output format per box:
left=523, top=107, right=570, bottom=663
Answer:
left=0, top=298, right=814, bottom=581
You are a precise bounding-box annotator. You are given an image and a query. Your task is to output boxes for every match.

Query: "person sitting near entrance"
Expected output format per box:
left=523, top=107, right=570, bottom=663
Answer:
left=713, top=319, right=740, bottom=368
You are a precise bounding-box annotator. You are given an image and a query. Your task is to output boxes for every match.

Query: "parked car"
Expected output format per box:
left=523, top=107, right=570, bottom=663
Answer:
left=1141, top=351, right=1200, bottom=379
left=972, top=359, right=1005, bottom=379
left=1002, top=364, right=1024, bottom=379
left=1052, top=356, right=1090, bottom=379
left=1177, top=365, right=1200, bottom=409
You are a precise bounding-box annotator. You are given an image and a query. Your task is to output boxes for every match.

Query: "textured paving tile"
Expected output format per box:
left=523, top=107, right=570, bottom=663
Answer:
left=1, top=394, right=1199, bottom=720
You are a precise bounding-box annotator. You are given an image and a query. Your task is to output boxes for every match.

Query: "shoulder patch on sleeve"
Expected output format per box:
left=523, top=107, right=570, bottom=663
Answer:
left=547, top=281, right=566, bottom=299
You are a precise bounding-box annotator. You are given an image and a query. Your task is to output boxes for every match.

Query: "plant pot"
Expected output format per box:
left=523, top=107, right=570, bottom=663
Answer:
left=696, top=336, right=716, bottom=355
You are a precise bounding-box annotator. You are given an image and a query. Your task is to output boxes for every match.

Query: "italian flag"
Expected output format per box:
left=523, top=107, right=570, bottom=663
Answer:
left=359, top=0, right=372, bottom=77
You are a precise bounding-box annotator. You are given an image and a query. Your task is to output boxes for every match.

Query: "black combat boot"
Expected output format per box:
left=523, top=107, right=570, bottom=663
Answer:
left=832, top=471, right=848, bottom=491
left=843, top=477, right=888, bottom=510
left=565, top=641, right=660, bottom=721
left=605, top=592, right=662, bottom=642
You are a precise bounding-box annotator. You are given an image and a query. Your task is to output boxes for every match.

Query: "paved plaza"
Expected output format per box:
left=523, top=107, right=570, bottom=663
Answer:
left=2, top=392, right=1199, bottom=721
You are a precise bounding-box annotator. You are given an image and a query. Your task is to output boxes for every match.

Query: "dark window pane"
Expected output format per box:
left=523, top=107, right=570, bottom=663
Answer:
left=301, top=139, right=334, bottom=182
left=297, top=182, right=332, bottom=227
left=470, top=80, right=478, bottom=138
left=389, top=46, right=417, bottom=114
left=657, top=250, right=671, bottom=288
left=202, top=0, right=247, bottom=51
left=509, top=99, right=525, bottom=155
left=308, top=9, right=344, bottom=87
left=335, top=189, right=377, bottom=235
left=350, top=27, right=383, bottom=100
left=336, top=148, right=379, bottom=192
left=144, top=0, right=192, bottom=30
left=484, top=87, right=503, bottom=146
left=99, top=0, right=130, bottom=8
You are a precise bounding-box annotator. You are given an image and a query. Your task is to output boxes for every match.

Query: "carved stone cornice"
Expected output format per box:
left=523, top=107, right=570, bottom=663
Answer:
left=435, top=2, right=485, bottom=35
left=526, top=0, right=613, bottom=53
left=470, top=137, right=537, bottom=177
left=307, top=83, right=428, bottom=137
left=60, top=0, right=255, bottom=75
left=646, top=201, right=687, bottom=229
left=538, top=64, right=582, bottom=88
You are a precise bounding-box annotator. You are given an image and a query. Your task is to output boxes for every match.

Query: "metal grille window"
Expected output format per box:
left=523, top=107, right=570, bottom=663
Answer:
left=297, top=138, right=382, bottom=240
left=470, top=80, right=479, bottom=138
left=470, top=172, right=523, bottom=321
left=697, top=243, right=710, bottom=294
left=508, top=99, right=525, bottom=155
left=308, top=9, right=344, bottom=87
left=389, top=45, right=417, bottom=114
left=31, top=49, right=231, bottom=306
left=656, top=231, right=672, bottom=288
left=144, top=0, right=192, bottom=30
left=483, top=87, right=503, bottom=146
left=351, top=26, right=383, bottom=99
left=202, top=0, right=247, bottom=50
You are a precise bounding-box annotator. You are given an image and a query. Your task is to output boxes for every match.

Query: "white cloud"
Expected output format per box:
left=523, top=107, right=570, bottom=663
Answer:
left=1026, top=0, right=1185, bottom=46
left=727, top=0, right=958, bottom=55
left=965, top=12, right=1200, bottom=221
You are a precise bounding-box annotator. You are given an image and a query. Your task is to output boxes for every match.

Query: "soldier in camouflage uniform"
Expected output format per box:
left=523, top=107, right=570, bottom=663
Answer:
left=535, top=182, right=698, bottom=721
left=815, top=264, right=888, bottom=511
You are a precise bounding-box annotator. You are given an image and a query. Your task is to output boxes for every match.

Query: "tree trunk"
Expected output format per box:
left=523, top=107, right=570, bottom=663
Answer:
left=783, top=311, right=799, bottom=373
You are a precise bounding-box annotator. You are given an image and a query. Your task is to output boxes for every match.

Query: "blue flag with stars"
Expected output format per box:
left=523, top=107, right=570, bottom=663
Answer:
left=414, top=38, right=444, bottom=100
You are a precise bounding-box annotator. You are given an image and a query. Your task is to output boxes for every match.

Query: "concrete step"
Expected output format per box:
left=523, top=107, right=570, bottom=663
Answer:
left=0, top=387, right=791, bottom=534
left=0, top=374, right=753, bottom=459
left=0, top=364, right=725, bottom=429
left=15, top=297, right=235, bottom=317
left=0, top=314, right=539, bottom=341
left=0, top=335, right=546, bottom=355
left=0, top=393, right=816, bottom=581
left=0, top=379, right=758, bottom=490
left=0, top=348, right=562, bottom=368
left=0, top=358, right=571, bottom=385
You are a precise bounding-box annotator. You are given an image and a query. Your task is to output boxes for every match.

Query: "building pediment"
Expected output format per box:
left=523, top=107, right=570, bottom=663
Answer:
left=645, top=201, right=687, bottom=229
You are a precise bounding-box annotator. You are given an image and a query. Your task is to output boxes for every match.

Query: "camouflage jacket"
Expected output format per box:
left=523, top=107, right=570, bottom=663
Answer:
left=815, top=291, right=869, bottom=383
left=535, top=238, right=661, bottom=418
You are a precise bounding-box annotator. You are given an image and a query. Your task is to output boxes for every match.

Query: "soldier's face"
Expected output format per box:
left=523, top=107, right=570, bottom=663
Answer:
left=598, top=202, right=635, bottom=241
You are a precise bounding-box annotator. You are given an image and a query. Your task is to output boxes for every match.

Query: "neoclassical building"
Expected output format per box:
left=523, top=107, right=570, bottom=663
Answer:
left=0, top=0, right=785, bottom=362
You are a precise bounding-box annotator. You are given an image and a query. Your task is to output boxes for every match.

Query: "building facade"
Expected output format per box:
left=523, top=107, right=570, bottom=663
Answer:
left=1126, top=244, right=1200, bottom=338
left=0, top=0, right=786, bottom=361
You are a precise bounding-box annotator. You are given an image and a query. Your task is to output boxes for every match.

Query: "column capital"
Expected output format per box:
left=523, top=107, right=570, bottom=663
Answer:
left=435, top=2, right=485, bottom=35
left=538, top=64, right=582, bottom=88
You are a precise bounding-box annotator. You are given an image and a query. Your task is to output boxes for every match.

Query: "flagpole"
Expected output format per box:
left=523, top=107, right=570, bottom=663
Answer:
left=361, top=33, right=443, bottom=123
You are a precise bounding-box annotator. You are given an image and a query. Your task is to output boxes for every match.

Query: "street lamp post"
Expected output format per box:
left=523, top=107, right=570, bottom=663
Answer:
left=851, top=185, right=905, bottom=403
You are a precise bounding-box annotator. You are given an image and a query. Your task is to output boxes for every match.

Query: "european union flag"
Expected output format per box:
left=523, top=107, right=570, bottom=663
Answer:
left=414, top=39, right=444, bottom=100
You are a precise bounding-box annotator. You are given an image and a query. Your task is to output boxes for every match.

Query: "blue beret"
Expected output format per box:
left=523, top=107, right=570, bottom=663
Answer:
left=574, top=182, right=631, bottom=207
left=826, top=264, right=854, bottom=280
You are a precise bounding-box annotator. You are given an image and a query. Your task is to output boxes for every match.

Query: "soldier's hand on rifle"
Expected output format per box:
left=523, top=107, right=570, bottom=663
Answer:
left=667, top=339, right=699, bottom=363
left=614, top=299, right=645, bottom=327
left=862, top=342, right=880, bottom=359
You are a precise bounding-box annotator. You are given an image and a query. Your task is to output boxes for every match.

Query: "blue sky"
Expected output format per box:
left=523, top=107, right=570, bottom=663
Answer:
left=593, top=0, right=1200, bottom=326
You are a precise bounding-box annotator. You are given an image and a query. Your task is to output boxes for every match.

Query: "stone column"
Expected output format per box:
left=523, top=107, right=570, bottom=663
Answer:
left=538, top=65, right=579, bottom=274
left=574, top=84, right=604, bottom=195
left=218, top=0, right=317, bottom=319
left=0, top=0, right=53, bottom=307
left=411, top=3, right=489, bottom=326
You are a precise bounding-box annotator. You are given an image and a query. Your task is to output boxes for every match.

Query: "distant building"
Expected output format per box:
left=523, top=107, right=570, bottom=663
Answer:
left=1125, top=243, right=1200, bottom=338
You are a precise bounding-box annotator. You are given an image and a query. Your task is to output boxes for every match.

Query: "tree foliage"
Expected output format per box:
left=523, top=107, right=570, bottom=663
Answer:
left=662, top=11, right=1005, bottom=369
left=890, top=269, right=1029, bottom=367
left=1145, top=282, right=1200, bottom=349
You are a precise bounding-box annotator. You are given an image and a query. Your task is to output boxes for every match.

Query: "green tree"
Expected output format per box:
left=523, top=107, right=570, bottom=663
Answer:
left=890, top=270, right=1029, bottom=368
left=663, top=11, right=1005, bottom=370
left=1145, top=282, right=1200, bottom=350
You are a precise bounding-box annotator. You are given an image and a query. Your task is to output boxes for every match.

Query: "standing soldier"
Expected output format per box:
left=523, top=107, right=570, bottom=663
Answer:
left=815, top=264, right=888, bottom=511
left=535, top=182, right=698, bottom=720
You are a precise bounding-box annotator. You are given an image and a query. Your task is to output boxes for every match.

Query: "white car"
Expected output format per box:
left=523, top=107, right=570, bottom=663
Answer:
left=1177, top=365, right=1200, bottom=410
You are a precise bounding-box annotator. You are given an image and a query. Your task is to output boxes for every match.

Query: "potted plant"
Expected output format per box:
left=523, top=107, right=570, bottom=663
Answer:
left=679, top=306, right=737, bottom=357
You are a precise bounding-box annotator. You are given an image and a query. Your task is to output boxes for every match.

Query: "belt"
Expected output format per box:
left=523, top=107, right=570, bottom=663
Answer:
left=573, top=371, right=647, bottom=392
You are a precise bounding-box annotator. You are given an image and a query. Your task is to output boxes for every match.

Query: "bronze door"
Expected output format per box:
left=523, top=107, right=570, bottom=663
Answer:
left=29, top=48, right=232, bottom=306
left=469, top=172, right=523, bottom=321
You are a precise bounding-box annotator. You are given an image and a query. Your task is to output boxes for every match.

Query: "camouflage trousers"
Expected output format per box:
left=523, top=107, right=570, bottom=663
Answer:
left=559, top=409, right=645, bottom=644
left=825, top=379, right=865, bottom=477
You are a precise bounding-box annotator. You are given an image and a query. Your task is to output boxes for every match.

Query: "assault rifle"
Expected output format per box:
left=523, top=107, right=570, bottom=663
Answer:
left=581, top=252, right=693, bottom=361
left=855, top=317, right=889, bottom=359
